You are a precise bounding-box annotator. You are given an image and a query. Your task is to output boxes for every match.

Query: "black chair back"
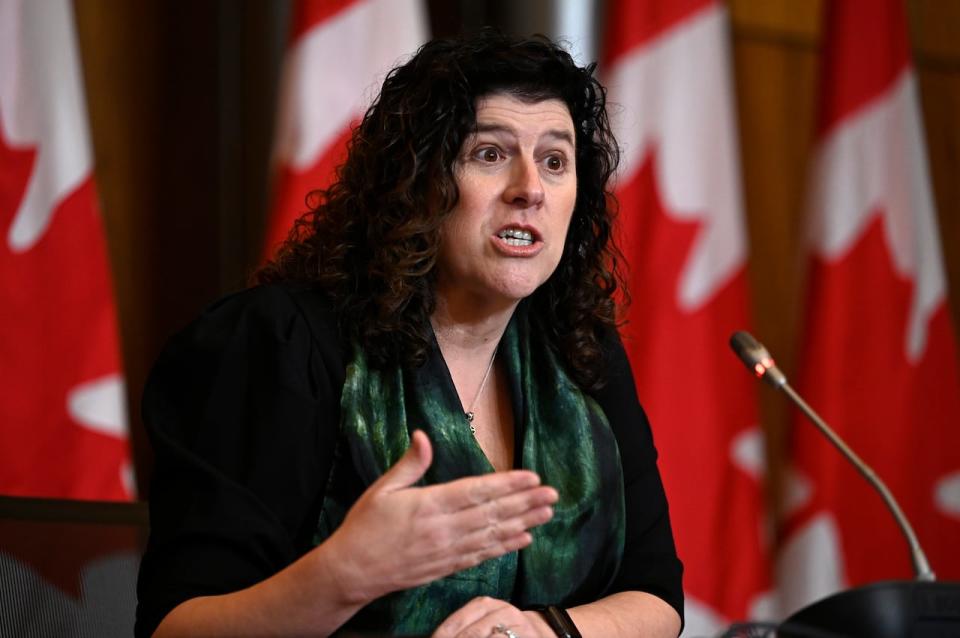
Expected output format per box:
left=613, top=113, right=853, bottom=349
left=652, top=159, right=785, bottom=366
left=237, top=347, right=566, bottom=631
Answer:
left=0, top=496, right=148, bottom=637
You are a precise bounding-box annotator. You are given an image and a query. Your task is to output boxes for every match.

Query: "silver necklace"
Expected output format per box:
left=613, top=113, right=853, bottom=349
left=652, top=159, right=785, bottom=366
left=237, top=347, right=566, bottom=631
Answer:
left=464, top=349, right=497, bottom=434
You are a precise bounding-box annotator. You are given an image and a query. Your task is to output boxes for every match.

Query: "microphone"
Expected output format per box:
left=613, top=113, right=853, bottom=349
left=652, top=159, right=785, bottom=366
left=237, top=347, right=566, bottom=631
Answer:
left=728, top=331, right=935, bottom=582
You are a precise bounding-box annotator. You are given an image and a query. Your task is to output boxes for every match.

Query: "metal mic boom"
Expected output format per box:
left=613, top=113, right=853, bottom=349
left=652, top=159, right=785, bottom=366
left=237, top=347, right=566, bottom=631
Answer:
left=728, top=330, right=936, bottom=582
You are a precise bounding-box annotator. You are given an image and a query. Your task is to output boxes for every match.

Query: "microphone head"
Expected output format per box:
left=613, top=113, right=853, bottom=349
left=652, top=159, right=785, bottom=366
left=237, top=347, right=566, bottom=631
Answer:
left=729, top=331, right=787, bottom=388
left=730, top=331, right=766, bottom=364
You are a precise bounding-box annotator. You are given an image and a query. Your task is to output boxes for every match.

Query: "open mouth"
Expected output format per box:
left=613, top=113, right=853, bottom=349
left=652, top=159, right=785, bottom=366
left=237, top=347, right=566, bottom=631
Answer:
left=496, top=228, right=535, bottom=247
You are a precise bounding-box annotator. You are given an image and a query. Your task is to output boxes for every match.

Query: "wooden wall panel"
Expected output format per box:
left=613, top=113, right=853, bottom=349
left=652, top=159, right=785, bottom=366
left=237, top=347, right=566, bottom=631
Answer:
left=918, top=66, right=960, bottom=337
left=74, top=1, right=167, bottom=496
left=910, top=0, right=960, bottom=63
left=730, top=0, right=820, bottom=40
left=730, top=27, right=820, bottom=514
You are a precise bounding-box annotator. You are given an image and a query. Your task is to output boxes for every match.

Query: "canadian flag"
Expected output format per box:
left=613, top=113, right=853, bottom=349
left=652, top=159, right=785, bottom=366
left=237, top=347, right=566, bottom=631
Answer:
left=778, top=0, right=960, bottom=613
left=263, top=0, right=427, bottom=257
left=603, top=0, right=772, bottom=632
left=0, top=0, right=131, bottom=500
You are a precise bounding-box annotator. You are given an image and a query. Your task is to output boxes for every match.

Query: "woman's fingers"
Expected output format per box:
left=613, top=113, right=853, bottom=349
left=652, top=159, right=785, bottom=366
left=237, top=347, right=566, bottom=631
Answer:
left=442, top=502, right=552, bottom=572
left=414, top=506, right=551, bottom=576
left=456, top=504, right=554, bottom=549
left=429, top=481, right=557, bottom=545
left=432, top=596, right=509, bottom=638
left=399, top=495, right=551, bottom=583
left=402, top=473, right=557, bottom=572
left=432, top=597, right=531, bottom=638
left=452, top=485, right=557, bottom=532
left=431, top=470, right=543, bottom=512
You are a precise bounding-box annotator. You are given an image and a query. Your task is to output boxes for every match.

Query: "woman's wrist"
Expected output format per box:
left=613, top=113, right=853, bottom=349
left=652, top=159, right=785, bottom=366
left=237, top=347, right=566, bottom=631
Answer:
left=529, top=605, right=582, bottom=638
left=522, top=610, right=561, bottom=638
left=309, top=533, right=378, bottom=608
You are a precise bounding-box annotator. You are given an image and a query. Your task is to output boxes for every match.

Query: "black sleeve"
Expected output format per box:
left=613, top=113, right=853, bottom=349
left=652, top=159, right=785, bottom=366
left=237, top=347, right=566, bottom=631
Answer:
left=135, top=285, right=344, bottom=638
left=590, top=328, right=684, bottom=626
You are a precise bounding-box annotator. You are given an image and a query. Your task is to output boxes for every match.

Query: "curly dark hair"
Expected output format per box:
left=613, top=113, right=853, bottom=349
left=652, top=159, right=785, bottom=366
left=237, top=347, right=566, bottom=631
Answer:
left=257, top=30, right=626, bottom=390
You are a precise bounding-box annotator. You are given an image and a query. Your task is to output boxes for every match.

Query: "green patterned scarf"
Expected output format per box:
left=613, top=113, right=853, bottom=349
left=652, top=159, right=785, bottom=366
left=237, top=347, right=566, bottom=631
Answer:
left=318, top=307, right=625, bottom=635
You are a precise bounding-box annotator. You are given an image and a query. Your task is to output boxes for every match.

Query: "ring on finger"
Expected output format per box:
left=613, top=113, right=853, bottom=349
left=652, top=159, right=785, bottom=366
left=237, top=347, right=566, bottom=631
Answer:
left=491, top=623, right=519, bottom=638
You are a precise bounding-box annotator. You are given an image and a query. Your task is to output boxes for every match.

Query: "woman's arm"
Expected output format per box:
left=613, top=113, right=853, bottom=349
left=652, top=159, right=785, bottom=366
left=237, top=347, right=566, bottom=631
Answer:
left=591, top=328, right=685, bottom=621
left=566, top=591, right=681, bottom=638
left=153, top=431, right=558, bottom=637
left=152, top=539, right=364, bottom=637
left=432, top=591, right=680, bottom=638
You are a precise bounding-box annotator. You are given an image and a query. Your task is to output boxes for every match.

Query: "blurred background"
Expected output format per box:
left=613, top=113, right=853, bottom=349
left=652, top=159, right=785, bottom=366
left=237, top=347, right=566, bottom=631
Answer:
left=2, top=0, right=959, bottom=634
left=72, top=0, right=960, bottom=501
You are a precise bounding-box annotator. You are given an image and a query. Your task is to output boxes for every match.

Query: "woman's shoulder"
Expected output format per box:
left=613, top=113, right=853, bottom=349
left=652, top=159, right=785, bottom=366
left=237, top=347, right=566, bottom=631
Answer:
left=195, top=282, right=339, bottom=339
left=143, top=282, right=348, bottom=465
left=147, top=283, right=347, bottom=412
left=162, top=282, right=343, bottom=364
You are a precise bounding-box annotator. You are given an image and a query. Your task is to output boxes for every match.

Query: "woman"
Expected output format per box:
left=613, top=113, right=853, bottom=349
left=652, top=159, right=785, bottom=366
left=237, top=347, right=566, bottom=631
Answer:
left=136, top=32, right=683, bottom=638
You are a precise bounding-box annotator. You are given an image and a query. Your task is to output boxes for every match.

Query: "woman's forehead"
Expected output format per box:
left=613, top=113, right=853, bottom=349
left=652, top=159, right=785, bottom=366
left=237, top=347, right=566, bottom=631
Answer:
left=471, top=94, right=575, bottom=140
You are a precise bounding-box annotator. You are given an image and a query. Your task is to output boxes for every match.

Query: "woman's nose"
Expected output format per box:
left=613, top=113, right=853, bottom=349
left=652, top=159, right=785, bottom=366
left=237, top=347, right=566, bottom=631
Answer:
left=503, top=156, right=545, bottom=208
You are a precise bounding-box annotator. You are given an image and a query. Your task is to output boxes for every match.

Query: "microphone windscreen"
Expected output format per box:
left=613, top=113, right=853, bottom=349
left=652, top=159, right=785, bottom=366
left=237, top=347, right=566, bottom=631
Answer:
left=729, top=330, right=763, bottom=367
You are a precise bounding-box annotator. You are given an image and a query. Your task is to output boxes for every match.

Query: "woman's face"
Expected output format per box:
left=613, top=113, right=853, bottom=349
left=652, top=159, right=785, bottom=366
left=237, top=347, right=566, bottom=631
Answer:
left=434, top=93, right=578, bottom=310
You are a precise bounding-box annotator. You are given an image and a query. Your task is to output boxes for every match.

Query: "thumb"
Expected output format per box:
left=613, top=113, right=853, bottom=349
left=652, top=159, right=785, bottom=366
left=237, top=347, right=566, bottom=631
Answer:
left=375, top=429, right=432, bottom=492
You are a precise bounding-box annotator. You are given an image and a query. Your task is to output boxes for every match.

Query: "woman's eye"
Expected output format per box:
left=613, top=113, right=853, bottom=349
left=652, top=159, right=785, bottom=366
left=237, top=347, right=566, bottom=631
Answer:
left=545, top=155, right=566, bottom=172
left=478, top=147, right=501, bottom=162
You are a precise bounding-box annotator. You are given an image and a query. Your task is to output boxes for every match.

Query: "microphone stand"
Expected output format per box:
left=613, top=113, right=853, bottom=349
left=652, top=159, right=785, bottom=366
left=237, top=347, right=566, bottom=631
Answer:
left=779, top=380, right=934, bottom=582
left=728, top=331, right=960, bottom=638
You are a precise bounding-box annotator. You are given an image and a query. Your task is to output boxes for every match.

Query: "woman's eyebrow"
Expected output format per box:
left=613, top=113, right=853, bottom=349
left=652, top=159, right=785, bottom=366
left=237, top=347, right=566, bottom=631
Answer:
left=473, top=123, right=514, bottom=137
left=541, top=129, right=575, bottom=147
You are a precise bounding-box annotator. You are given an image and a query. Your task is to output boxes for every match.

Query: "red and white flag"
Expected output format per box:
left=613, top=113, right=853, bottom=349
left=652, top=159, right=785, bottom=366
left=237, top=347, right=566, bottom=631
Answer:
left=264, top=0, right=428, bottom=256
left=0, top=0, right=131, bottom=500
left=779, top=0, right=960, bottom=613
left=603, top=0, right=772, bottom=632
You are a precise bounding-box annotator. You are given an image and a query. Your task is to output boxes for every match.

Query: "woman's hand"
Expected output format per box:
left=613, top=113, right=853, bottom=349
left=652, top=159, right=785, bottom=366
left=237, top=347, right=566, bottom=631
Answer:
left=321, top=430, right=558, bottom=605
left=432, top=597, right=553, bottom=638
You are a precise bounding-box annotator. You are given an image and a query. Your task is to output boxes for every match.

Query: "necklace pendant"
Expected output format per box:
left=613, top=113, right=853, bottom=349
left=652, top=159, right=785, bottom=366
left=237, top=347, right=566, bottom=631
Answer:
left=465, top=412, right=476, bottom=435
left=462, top=348, right=496, bottom=437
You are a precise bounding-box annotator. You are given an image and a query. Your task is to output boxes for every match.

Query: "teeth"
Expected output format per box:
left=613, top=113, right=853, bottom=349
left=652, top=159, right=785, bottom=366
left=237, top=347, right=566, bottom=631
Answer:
left=497, top=228, right=534, bottom=246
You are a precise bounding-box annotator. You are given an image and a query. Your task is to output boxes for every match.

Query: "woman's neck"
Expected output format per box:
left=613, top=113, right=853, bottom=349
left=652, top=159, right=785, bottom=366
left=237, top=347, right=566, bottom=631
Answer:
left=429, top=292, right=518, bottom=359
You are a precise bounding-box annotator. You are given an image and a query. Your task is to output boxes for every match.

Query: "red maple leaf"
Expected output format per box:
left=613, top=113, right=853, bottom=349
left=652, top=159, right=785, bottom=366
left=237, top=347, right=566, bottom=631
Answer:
left=0, top=125, right=128, bottom=502
left=617, top=150, right=770, bottom=619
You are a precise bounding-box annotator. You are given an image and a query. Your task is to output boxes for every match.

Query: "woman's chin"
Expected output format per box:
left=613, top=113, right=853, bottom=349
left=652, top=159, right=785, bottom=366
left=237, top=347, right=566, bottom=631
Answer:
left=484, top=275, right=549, bottom=304
left=436, top=266, right=556, bottom=310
